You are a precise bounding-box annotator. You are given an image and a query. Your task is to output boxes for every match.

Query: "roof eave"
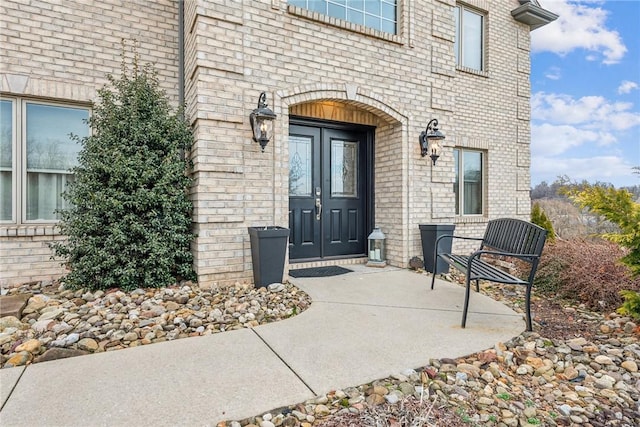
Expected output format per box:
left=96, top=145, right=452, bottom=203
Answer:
left=511, top=3, right=559, bottom=31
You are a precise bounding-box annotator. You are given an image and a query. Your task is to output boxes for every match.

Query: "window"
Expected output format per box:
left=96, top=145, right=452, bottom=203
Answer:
left=289, top=0, right=397, bottom=34
left=0, top=98, right=89, bottom=223
left=454, top=149, right=484, bottom=215
left=454, top=4, right=484, bottom=71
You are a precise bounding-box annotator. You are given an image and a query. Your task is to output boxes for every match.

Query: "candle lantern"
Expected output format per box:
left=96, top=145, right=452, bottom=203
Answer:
left=367, top=227, right=386, bottom=267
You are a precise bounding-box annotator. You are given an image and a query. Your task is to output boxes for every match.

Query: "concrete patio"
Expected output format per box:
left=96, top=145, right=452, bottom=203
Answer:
left=0, top=267, right=524, bottom=426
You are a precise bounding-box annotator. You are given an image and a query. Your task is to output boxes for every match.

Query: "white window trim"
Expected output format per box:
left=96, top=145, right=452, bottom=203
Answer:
left=1, top=97, right=17, bottom=224
left=454, top=3, right=487, bottom=75
left=287, top=2, right=404, bottom=45
left=454, top=148, right=486, bottom=217
left=0, top=96, right=91, bottom=225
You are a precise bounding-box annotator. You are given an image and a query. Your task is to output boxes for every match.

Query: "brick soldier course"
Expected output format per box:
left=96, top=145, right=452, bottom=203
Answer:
left=0, top=0, right=556, bottom=287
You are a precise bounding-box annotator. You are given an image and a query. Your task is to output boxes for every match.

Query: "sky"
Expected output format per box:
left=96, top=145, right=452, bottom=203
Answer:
left=530, top=0, right=640, bottom=188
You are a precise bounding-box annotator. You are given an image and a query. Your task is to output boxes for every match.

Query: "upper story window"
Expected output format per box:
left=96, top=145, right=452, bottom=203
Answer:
left=289, top=0, right=398, bottom=34
left=454, top=4, right=485, bottom=71
left=1, top=97, right=89, bottom=223
left=453, top=148, right=484, bottom=215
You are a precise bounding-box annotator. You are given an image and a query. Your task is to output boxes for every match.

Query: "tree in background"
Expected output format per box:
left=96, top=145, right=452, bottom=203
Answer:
left=565, top=185, right=640, bottom=277
left=532, top=175, right=639, bottom=239
left=530, top=175, right=572, bottom=200
left=531, top=202, right=556, bottom=243
left=52, top=44, right=195, bottom=291
left=531, top=175, right=640, bottom=202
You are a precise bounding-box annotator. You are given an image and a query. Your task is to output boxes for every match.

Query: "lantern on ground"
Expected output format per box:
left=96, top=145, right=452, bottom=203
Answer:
left=367, top=227, right=386, bottom=267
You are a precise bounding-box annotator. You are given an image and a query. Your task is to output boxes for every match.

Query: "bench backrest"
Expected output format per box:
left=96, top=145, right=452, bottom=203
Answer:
left=481, top=218, right=547, bottom=263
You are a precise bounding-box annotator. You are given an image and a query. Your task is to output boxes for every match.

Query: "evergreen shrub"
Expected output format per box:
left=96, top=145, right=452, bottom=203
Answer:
left=618, top=290, right=640, bottom=320
left=531, top=202, right=556, bottom=242
left=52, top=49, right=195, bottom=291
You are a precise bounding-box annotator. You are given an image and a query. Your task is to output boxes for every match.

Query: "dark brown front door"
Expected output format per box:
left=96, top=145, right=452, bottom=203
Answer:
left=288, top=120, right=373, bottom=261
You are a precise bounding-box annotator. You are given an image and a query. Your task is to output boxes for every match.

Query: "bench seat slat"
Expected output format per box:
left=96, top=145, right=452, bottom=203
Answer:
left=441, top=254, right=528, bottom=285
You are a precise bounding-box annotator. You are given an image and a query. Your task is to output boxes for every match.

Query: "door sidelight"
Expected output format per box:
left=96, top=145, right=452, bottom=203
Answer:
left=315, top=187, right=322, bottom=220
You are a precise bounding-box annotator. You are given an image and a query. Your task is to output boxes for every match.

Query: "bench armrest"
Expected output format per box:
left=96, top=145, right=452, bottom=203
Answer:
left=434, top=234, right=484, bottom=258
left=434, top=234, right=484, bottom=247
left=433, top=234, right=483, bottom=265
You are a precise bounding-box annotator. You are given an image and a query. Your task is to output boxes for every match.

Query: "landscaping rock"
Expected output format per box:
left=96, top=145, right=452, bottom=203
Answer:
left=6, top=351, right=32, bottom=367
left=0, top=316, right=24, bottom=331
left=35, top=348, right=90, bottom=363
left=1, top=280, right=311, bottom=369
left=77, top=338, right=98, bottom=352
left=0, top=294, right=31, bottom=318
left=15, top=339, right=41, bottom=354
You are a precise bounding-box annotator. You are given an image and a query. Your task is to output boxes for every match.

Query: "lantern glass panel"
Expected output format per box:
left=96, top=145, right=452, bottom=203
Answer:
left=253, top=116, right=273, bottom=142
left=367, top=234, right=385, bottom=262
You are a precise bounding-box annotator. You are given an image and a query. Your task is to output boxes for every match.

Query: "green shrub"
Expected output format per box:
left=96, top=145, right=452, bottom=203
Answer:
left=51, top=46, right=195, bottom=291
left=617, top=290, right=640, bottom=320
left=531, top=202, right=556, bottom=242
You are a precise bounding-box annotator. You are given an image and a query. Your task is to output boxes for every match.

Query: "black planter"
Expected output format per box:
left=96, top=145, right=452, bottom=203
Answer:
left=419, top=224, right=456, bottom=274
left=248, top=226, right=290, bottom=287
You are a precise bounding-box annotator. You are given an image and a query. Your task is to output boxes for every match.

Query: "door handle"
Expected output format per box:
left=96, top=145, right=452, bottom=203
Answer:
left=315, top=186, right=322, bottom=221
left=315, top=197, right=322, bottom=220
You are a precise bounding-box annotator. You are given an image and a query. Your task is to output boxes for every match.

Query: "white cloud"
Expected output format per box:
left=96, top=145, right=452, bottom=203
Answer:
left=532, top=123, right=616, bottom=157
left=531, top=155, right=636, bottom=187
left=532, top=0, right=627, bottom=64
left=544, top=66, right=562, bottom=80
left=532, top=92, right=640, bottom=131
left=618, top=80, right=639, bottom=94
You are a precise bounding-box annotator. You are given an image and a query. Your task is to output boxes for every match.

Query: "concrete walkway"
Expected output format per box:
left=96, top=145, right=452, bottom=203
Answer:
left=0, top=268, right=524, bottom=426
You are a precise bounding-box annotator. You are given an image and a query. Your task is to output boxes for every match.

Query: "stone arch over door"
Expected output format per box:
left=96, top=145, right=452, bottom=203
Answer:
left=273, top=84, right=412, bottom=268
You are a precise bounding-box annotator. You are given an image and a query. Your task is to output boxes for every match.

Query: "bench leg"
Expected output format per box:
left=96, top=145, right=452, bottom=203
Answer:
left=461, top=273, right=472, bottom=328
left=475, top=279, right=480, bottom=293
left=525, top=284, right=533, bottom=332
left=430, top=251, right=440, bottom=290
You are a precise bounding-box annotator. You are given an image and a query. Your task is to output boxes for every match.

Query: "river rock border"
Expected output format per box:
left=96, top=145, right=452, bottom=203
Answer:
left=0, top=280, right=311, bottom=368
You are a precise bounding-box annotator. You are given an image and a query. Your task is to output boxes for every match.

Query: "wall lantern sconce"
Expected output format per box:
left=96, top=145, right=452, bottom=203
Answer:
left=249, top=92, right=277, bottom=152
left=419, top=119, right=445, bottom=165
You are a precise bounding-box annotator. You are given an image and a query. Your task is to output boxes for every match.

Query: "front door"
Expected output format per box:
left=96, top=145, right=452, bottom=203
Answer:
left=288, top=121, right=372, bottom=261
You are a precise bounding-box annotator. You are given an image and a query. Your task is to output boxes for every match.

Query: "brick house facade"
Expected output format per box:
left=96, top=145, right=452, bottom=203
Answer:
left=0, top=0, right=556, bottom=287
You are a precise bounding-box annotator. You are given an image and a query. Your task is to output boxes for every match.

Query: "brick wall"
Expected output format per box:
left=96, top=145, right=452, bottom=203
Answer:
left=184, top=0, right=533, bottom=283
left=0, top=0, right=179, bottom=287
left=2, top=0, right=534, bottom=287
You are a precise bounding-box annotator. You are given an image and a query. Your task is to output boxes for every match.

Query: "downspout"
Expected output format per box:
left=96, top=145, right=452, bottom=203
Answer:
left=178, top=0, right=186, bottom=161
left=178, top=0, right=185, bottom=107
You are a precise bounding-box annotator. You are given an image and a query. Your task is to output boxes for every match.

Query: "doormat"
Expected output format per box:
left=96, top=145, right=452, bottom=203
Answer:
left=289, top=266, right=353, bottom=278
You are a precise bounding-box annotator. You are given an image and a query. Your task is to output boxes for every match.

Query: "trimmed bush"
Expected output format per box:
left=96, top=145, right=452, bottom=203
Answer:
left=534, top=238, right=640, bottom=312
left=51, top=50, right=195, bottom=291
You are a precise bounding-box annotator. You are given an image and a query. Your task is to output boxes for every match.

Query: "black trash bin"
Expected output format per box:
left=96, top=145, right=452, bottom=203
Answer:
left=248, top=226, right=290, bottom=287
left=419, top=224, right=456, bottom=274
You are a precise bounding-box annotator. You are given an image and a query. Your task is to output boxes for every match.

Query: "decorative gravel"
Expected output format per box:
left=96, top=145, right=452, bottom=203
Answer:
left=0, top=280, right=311, bottom=368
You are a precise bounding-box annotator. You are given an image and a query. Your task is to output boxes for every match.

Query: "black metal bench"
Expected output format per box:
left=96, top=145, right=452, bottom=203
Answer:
left=430, top=218, right=547, bottom=331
